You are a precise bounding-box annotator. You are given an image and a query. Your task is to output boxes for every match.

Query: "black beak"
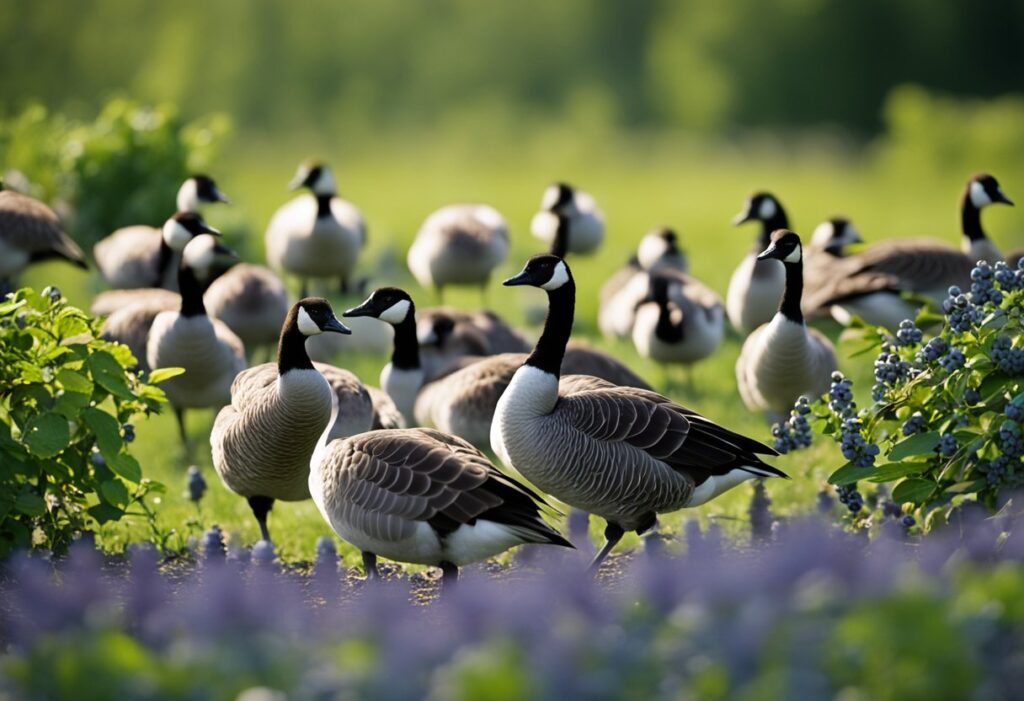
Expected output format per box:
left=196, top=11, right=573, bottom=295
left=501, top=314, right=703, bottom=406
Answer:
left=996, top=190, right=1015, bottom=206
left=213, top=241, right=238, bottom=259
left=200, top=224, right=222, bottom=237
left=731, top=209, right=753, bottom=226
left=756, top=242, right=781, bottom=261
left=503, top=269, right=535, bottom=287
left=213, top=188, right=231, bottom=204
left=342, top=299, right=377, bottom=318
left=321, top=316, right=352, bottom=335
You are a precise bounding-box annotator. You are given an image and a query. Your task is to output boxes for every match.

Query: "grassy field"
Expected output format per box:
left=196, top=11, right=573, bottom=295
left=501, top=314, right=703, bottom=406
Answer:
left=21, top=135, right=1024, bottom=568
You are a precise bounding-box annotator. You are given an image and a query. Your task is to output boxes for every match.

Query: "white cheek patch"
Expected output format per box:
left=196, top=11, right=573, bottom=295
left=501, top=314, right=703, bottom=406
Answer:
left=182, top=236, right=215, bottom=270
left=540, top=261, right=570, bottom=290
left=541, top=185, right=560, bottom=210
left=176, top=179, right=200, bottom=213
left=783, top=246, right=802, bottom=264
left=810, top=221, right=835, bottom=248
left=163, top=220, right=194, bottom=252
left=297, top=306, right=322, bottom=336
left=313, top=168, right=337, bottom=197
left=637, top=234, right=669, bottom=269
left=758, top=197, right=777, bottom=220
left=970, top=181, right=992, bottom=208
left=378, top=299, right=411, bottom=324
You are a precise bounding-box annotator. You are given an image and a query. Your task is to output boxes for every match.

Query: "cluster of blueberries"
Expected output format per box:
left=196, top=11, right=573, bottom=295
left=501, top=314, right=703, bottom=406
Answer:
left=771, top=396, right=813, bottom=454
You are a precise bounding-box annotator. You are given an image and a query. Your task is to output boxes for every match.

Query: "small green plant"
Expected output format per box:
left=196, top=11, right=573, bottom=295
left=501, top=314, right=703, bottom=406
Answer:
left=811, top=260, right=1024, bottom=530
left=0, top=287, right=180, bottom=556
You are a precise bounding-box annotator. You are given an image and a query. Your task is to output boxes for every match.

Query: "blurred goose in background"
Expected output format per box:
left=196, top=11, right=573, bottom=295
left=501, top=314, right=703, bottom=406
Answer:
left=492, top=254, right=783, bottom=570
left=0, top=179, right=87, bottom=290
left=803, top=174, right=1014, bottom=330
left=94, top=175, right=229, bottom=290
left=309, top=425, right=571, bottom=585
left=736, top=230, right=837, bottom=421
left=407, top=203, right=510, bottom=303
left=727, top=192, right=789, bottom=334
left=147, top=236, right=246, bottom=446
left=346, top=287, right=651, bottom=449
left=416, top=306, right=531, bottom=376
left=599, top=226, right=690, bottom=339
left=531, top=182, right=605, bottom=255
left=211, top=299, right=365, bottom=542
left=204, top=263, right=290, bottom=359
left=631, top=270, right=725, bottom=383
left=265, top=162, right=366, bottom=297
left=802, top=217, right=864, bottom=317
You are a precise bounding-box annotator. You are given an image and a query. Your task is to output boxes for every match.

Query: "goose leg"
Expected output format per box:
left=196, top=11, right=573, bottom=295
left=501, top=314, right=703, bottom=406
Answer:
left=439, top=560, right=459, bottom=591
left=339, top=277, right=348, bottom=295
left=588, top=522, right=625, bottom=573
left=247, top=495, right=274, bottom=542
left=174, top=407, right=188, bottom=448
left=362, top=551, right=379, bottom=579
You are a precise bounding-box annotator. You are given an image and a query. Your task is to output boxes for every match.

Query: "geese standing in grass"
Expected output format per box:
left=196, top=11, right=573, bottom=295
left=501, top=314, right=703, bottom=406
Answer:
left=736, top=230, right=838, bottom=421
left=631, top=270, right=725, bottom=383
left=147, top=237, right=246, bottom=446
left=407, top=204, right=510, bottom=303
left=491, top=254, right=783, bottom=570
left=210, top=299, right=370, bottom=542
left=531, top=182, right=605, bottom=255
left=803, top=174, right=1014, bottom=330
left=727, top=192, right=789, bottom=334
left=0, top=179, right=87, bottom=290
left=265, top=162, right=366, bottom=297
left=309, top=424, right=572, bottom=586
left=94, top=175, right=229, bottom=290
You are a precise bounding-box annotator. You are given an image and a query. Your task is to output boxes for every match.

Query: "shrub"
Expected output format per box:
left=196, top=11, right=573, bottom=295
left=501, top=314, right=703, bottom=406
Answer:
left=0, top=98, right=231, bottom=249
left=0, top=287, right=177, bottom=556
left=813, top=260, right=1024, bottom=529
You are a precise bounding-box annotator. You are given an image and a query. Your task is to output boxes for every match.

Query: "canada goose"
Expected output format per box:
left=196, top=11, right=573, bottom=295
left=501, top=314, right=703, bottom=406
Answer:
left=204, top=263, right=290, bottom=358
left=407, top=204, right=509, bottom=303
left=0, top=180, right=87, bottom=289
left=960, top=172, right=1013, bottom=263
left=736, top=230, right=838, bottom=420
left=309, top=425, right=571, bottom=585
left=416, top=306, right=530, bottom=378
left=147, top=236, right=246, bottom=446
left=346, top=287, right=652, bottom=449
left=599, top=228, right=691, bottom=340
left=210, top=298, right=356, bottom=541
left=727, top=192, right=789, bottom=334
left=531, top=182, right=605, bottom=255
left=631, top=270, right=725, bottom=381
left=94, top=175, right=229, bottom=290
left=265, top=162, right=366, bottom=297
left=802, top=217, right=864, bottom=318
left=492, top=254, right=783, bottom=570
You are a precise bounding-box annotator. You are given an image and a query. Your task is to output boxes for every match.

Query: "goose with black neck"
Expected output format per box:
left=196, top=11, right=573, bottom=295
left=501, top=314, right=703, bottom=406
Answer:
left=492, top=254, right=784, bottom=571
left=727, top=192, right=790, bottom=333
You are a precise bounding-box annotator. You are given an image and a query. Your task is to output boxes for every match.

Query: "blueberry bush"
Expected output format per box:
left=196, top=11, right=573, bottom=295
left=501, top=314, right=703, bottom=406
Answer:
left=0, top=288, right=177, bottom=555
left=809, top=260, right=1024, bottom=529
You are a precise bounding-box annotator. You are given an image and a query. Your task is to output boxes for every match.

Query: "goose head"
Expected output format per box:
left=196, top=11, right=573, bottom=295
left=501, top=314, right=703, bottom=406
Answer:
left=504, top=254, right=572, bottom=291
left=177, top=174, right=230, bottom=212
left=182, top=235, right=237, bottom=285
left=344, top=287, right=414, bottom=326
left=289, top=162, right=336, bottom=197
left=732, top=192, right=784, bottom=226
left=967, top=173, right=1014, bottom=209
left=162, top=212, right=221, bottom=252
left=540, top=182, right=576, bottom=214
left=757, top=229, right=803, bottom=265
left=292, top=298, right=351, bottom=336
left=418, top=313, right=456, bottom=348
left=637, top=227, right=683, bottom=269
left=811, top=217, right=863, bottom=256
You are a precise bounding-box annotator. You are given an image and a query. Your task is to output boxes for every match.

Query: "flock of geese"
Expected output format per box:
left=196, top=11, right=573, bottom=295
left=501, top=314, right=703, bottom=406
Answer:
left=0, top=166, right=1018, bottom=583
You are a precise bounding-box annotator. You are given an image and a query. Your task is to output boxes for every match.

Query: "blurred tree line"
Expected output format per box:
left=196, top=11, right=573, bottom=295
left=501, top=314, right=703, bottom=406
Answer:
left=2, top=0, right=1022, bottom=139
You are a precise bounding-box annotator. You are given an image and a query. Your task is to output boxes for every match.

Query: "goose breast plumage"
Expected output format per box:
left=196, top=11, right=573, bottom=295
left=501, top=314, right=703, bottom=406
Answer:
left=146, top=313, right=246, bottom=409
left=265, top=195, right=365, bottom=279
left=407, top=204, right=510, bottom=289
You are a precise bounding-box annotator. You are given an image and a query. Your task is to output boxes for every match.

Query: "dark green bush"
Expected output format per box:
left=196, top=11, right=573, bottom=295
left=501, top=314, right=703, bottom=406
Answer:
left=0, top=287, right=178, bottom=556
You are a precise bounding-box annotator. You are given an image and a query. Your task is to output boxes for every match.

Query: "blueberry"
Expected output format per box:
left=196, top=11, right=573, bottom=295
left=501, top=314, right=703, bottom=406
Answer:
left=187, top=465, right=207, bottom=502
left=902, top=515, right=916, bottom=528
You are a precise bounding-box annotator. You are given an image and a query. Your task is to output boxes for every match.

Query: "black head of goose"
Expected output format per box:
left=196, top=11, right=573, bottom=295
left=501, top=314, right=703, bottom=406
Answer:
left=495, top=254, right=783, bottom=571
left=961, top=173, right=1013, bottom=263
left=637, top=227, right=689, bottom=272
left=810, top=218, right=863, bottom=258
left=177, top=174, right=231, bottom=213
left=532, top=182, right=605, bottom=255
left=755, top=229, right=805, bottom=324
left=289, top=162, right=337, bottom=219
left=732, top=192, right=789, bottom=250
left=155, top=212, right=222, bottom=287
left=344, top=287, right=423, bottom=423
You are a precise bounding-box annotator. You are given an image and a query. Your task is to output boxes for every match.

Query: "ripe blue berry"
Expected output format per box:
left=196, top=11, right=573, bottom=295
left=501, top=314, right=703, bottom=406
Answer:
left=187, top=465, right=207, bottom=502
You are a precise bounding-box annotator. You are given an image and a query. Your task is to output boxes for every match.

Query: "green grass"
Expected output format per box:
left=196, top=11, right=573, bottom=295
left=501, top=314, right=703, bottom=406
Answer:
left=22, top=135, right=1024, bottom=568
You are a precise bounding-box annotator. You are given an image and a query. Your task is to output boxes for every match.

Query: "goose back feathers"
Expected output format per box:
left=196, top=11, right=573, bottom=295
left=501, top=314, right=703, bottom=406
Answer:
left=407, top=204, right=510, bottom=292
left=0, top=188, right=87, bottom=280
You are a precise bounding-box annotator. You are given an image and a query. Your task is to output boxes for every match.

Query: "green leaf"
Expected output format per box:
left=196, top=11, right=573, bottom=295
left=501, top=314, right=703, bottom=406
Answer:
left=86, top=350, right=133, bottom=399
left=945, top=480, right=984, bottom=494
left=82, top=407, right=123, bottom=458
left=865, top=461, right=928, bottom=483
left=0, top=298, right=27, bottom=316
left=147, top=366, right=185, bottom=384
left=14, top=492, right=46, bottom=517
left=888, top=432, right=941, bottom=461
left=88, top=502, right=125, bottom=525
left=892, top=478, right=936, bottom=505
left=107, top=452, right=142, bottom=483
left=56, top=368, right=93, bottom=395
left=100, top=479, right=130, bottom=507
left=828, top=462, right=869, bottom=486
left=52, top=391, right=91, bottom=419
left=22, top=413, right=70, bottom=458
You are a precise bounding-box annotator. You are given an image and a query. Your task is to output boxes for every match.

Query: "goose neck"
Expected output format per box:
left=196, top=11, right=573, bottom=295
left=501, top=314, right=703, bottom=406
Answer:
left=278, top=317, right=315, bottom=374
left=316, top=195, right=334, bottom=220
left=154, top=239, right=173, bottom=287
left=391, top=316, right=421, bottom=371
left=526, top=282, right=575, bottom=377
left=178, top=263, right=207, bottom=318
left=759, top=209, right=789, bottom=247
left=778, top=260, right=804, bottom=323
left=550, top=218, right=570, bottom=258
left=960, top=192, right=985, bottom=242
left=655, top=299, right=685, bottom=342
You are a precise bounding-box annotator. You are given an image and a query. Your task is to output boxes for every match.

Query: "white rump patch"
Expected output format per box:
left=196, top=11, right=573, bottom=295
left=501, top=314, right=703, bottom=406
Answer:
left=540, top=261, right=570, bottom=290
left=176, top=178, right=200, bottom=213
left=162, top=219, right=194, bottom=252
left=969, top=180, right=992, bottom=208
left=297, top=306, right=322, bottom=336
left=783, top=245, right=802, bottom=264
left=758, top=197, right=777, bottom=220
left=378, top=299, right=411, bottom=325
left=686, top=468, right=757, bottom=507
